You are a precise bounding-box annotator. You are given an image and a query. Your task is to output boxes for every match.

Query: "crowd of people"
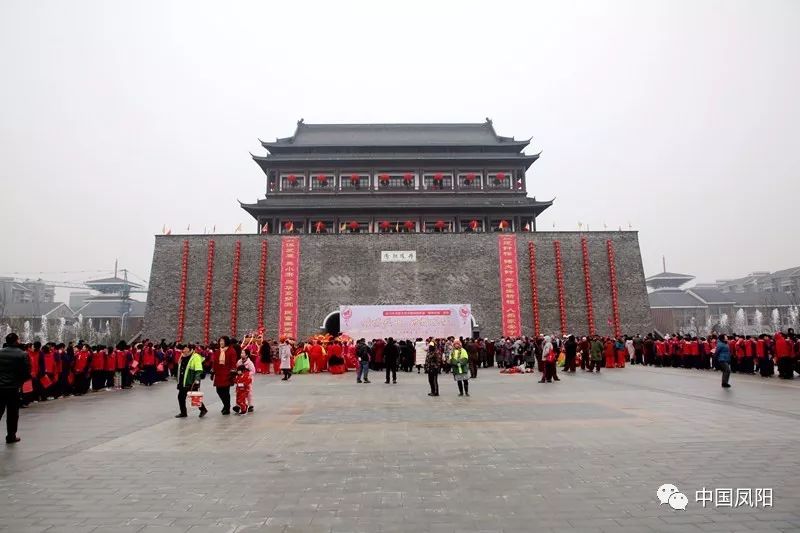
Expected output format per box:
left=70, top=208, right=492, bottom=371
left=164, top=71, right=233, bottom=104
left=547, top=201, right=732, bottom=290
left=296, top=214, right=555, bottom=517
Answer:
left=2, top=327, right=799, bottom=444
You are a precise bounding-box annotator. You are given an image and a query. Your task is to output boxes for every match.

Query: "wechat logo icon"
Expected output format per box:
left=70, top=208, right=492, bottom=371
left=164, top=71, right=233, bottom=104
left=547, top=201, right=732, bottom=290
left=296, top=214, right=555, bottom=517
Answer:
left=657, top=484, right=688, bottom=510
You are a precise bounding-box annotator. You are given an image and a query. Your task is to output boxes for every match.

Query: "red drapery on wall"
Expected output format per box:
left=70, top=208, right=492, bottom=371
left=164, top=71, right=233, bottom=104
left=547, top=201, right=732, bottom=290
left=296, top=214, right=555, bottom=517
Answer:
left=202, top=240, right=215, bottom=345
left=176, top=240, right=189, bottom=342
left=278, top=237, right=301, bottom=339
left=498, top=235, right=521, bottom=337
left=527, top=242, right=541, bottom=336
left=553, top=241, right=567, bottom=336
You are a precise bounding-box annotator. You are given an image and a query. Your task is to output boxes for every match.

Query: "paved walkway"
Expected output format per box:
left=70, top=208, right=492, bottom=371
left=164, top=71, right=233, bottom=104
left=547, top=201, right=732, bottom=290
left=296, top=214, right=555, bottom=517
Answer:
left=1, top=366, right=799, bottom=532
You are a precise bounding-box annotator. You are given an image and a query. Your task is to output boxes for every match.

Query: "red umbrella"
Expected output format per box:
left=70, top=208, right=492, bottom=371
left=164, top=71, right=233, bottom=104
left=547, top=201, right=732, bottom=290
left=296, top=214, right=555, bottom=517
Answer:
left=314, top=221, right=326, bottom=233
left=403, top=220, right=415, bottom=231
left=317, top=175, right=328, bottom=186
left=287, top=174, right=298, bottom=186
left=350, top=174, right=360, bottom=185
left=403, top=173, right=414, bottom=185
left=283, top=221, right=294, bottom=232
left=348, top=221, right=360, bottom=231
left=469, top=219, right=480, bottom=231
left=379, top=220, right=391, bottom=231
left=464, top=173, right=475, bottom=184
left=379, top=174, right=390, bottom=185
left=434, top=220, right=447, bottom=231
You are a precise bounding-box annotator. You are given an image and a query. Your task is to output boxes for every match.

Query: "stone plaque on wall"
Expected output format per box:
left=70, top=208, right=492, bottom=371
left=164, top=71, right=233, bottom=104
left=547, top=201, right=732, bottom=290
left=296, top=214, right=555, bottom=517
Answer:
left=381, top=250, right=417, bottom=262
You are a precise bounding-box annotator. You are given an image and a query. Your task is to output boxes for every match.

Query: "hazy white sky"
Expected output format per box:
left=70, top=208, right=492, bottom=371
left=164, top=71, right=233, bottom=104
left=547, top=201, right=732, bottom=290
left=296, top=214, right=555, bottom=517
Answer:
left=1, top=0, right=799, bottom=296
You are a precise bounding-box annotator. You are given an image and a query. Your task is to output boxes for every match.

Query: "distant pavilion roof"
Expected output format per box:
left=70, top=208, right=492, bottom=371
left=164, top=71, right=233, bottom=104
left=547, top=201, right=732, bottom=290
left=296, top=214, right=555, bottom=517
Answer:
left=84, top=276, right=144, bottom=293
left=648, top=289, right=705, bottom=309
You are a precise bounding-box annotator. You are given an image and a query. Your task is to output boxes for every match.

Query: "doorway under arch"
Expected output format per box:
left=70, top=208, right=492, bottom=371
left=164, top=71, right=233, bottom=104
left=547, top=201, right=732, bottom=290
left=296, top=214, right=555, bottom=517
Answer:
left=322, top=311, right=340, bottom=336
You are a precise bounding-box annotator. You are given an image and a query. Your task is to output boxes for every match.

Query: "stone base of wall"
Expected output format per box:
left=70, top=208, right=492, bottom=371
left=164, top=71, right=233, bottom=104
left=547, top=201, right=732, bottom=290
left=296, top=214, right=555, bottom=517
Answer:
left=143, top=232, right=653, bottom=342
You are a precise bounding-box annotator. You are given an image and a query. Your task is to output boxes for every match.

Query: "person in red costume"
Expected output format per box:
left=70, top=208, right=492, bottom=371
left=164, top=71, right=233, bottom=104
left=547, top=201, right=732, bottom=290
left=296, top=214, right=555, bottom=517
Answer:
left=774, top=332, right=794, bottom=379
left=72, top=344, right=90, bottom=395
left=89, top=346, right=106, bottom=391
left=233, top=365, right=252, bottom=414
left=307, top=340, right=325, bottom=373
left=103, top=345, right=116, bottom=389
left=140, top=342, right=157, bottom=386
left=213, top=336, right=237, bottom=415
left=39, top=345, right=57, bottom=400
left=603, top=337, right=615, bottom=369
left=327, top=341, right=343, bottom=369
left=371, top=338, right=386, bottom=370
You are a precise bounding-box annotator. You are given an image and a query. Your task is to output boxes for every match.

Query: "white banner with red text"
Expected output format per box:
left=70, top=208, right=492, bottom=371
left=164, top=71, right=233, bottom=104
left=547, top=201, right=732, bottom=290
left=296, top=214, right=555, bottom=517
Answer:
left=339, top=304, right=472, bottom=341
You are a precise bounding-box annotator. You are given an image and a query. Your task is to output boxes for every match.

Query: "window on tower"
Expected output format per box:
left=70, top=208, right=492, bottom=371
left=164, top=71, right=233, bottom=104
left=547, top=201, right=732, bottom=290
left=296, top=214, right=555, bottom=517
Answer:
left=280, top=219, right=305, bottom=234
left=487, top=171, right=512, bottom=189
left=377, top=172, right=417, bottom=190
left=460, top=218, right=485, bottom=233
left=340, top=172, right=370, bottom=191
left=424, top=219, right=453, bottom=233
left=422, top=172, right=453, bottom=190
left=457, top=172, right=483, bottom=190
left=311, top=173, right=334, bottom=190
left=280, top=173, right=306, bottom=190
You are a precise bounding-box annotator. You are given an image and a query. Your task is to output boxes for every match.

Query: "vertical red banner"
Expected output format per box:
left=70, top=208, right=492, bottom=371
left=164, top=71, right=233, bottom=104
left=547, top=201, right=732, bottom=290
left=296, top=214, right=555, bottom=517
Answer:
left=607, top=240, right=622, bottom=337
left=202, top=240, right=216, bottom=346
left=498, top=234, right=521, bottom=337
left=278, top=237, right=301, bottom=339
left=230, top=240, right=242, bottom=337
left=581, top=237, right=596, bottom=335
left=527, top=242, right=541, bottom=336
left=257, top=241, right=268, bottom=332
left=176, top=240, right=190, bottom=342
left=553, top=241, right=567, bottom=336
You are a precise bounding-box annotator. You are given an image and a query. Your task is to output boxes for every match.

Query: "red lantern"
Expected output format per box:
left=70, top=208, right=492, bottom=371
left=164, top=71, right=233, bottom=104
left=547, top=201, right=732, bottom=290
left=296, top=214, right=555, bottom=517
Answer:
left=287, top=174, right=298, bottom=186
left=496, top=172, right=506, bottom=180
left=434, top=220, right=446, bottom=231
left=379, top=174, right=390, bottom=186
left=379, top=220, right=391, bottom=231
left=348, top=221, right=360, bottom=231
left=403, top=220, right=415, bottom=231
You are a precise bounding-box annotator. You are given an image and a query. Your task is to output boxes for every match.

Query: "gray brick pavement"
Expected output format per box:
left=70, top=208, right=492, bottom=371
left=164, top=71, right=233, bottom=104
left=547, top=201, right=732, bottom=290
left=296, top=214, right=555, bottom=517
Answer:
left=1, top=365, right=799, bottom=532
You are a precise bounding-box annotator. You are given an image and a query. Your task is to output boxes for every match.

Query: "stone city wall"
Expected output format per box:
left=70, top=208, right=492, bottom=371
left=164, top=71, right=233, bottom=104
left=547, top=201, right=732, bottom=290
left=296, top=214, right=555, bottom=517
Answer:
left=144, top=232, right=653, bottom=341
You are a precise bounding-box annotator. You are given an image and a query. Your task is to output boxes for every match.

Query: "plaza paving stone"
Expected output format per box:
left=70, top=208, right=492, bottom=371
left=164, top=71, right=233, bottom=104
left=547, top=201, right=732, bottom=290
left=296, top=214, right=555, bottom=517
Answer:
left=1, top=365, right=799, bottom=532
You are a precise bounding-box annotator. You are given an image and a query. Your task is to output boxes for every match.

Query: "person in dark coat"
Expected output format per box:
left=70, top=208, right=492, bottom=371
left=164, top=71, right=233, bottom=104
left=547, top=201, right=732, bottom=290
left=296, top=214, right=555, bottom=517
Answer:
left=564, top=335, right=578, bottom=373
left=384, top=338, right=399, bottom=384
left=466, top=339, right=479, bottom=378
left=0, top=333, right=31, bottom=444
left=425, top=343, right=442, bottom=396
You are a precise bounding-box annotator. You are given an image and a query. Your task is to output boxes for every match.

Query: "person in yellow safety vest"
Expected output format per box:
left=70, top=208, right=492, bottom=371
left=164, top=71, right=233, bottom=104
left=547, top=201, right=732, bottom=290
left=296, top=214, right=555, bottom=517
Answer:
left=176, top=344, right=207, bottom=419
left=449, top=340, right=471, bottom=397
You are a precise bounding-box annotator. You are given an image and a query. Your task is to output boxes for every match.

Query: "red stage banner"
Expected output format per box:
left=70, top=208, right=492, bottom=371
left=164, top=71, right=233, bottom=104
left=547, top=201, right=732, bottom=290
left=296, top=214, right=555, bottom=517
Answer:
left=278, top=237, right=301, bottom=339
left=498, top=234, right=521, bottom=337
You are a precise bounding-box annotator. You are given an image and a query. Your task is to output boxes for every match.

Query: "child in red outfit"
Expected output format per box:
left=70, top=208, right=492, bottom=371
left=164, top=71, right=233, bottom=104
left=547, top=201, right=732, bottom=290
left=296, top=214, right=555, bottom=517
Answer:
left=233, top=365, right=252, bottom=414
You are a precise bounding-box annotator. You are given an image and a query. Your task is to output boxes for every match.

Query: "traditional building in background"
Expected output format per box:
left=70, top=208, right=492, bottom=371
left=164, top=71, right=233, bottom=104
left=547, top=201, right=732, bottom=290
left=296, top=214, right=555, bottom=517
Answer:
left=647, top=268, right=800, bottom=336
left=145, top=121, right=653, bottom=340
left=241, top=119, right=552, bottom=235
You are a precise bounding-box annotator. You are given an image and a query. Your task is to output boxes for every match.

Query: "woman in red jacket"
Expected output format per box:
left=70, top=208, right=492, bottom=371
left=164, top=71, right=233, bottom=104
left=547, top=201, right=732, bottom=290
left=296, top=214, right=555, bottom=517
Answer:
left=212, top=336, right=238, bottom=415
